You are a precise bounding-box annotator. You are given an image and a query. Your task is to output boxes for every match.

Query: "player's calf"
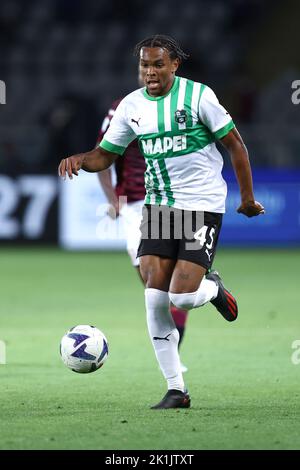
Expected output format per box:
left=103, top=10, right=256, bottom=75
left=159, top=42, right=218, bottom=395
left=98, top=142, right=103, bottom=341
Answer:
left=169, top=277, right=218, bottom=310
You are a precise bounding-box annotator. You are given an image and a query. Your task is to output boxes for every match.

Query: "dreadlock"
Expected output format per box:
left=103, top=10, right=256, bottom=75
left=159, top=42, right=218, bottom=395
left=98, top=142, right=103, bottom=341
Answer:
left=133, top=34, right=189, bottom=63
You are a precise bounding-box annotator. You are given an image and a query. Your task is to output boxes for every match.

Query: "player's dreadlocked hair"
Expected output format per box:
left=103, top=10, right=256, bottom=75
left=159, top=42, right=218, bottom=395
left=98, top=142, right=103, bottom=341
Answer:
left=133, top=34, right=189, bottom=63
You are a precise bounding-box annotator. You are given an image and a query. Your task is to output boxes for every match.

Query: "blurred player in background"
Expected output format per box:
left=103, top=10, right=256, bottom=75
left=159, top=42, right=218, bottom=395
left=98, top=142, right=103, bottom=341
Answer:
left=96, top=99, right=189, bottom=372
left=58, top=34, right=264, bottom=410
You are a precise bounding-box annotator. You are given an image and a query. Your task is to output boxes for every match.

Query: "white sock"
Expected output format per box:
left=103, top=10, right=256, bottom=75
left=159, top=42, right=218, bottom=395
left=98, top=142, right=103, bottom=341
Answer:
left=169, top=278, right=218, bottom=310
left=145, top=288, right=184, bottom=392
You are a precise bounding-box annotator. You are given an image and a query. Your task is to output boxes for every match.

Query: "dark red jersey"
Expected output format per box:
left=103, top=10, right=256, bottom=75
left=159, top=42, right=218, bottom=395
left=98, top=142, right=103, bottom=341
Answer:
left=96, top=99, right=146, bottom=203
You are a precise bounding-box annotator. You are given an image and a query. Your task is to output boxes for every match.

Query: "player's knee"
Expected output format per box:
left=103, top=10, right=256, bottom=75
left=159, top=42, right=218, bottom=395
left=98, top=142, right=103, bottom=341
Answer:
left=169, top=291, right=197, bottom=310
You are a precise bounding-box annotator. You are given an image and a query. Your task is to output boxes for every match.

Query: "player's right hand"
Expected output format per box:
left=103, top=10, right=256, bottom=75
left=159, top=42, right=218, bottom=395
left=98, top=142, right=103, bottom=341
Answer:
left=58, top=155, right=85, bottom=180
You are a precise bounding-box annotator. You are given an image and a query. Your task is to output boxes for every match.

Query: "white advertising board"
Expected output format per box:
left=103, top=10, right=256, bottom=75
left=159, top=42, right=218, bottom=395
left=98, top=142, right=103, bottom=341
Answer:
left=59, top=171, right=127, bottom=250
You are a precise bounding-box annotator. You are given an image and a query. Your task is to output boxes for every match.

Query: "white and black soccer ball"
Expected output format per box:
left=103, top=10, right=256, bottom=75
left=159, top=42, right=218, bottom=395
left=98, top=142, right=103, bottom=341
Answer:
left=60, top=325, right=108, bottom=373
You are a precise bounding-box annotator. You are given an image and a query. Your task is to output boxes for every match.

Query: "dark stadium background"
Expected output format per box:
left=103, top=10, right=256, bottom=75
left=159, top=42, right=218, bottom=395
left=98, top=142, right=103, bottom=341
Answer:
left=1, top=0, right=300, bottom=453
left=0, top=0, right=299, bottom=247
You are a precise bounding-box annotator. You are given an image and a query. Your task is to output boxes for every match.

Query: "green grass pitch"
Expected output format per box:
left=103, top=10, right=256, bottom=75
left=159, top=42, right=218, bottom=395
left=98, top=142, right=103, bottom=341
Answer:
left=0, top=247, right=299, bottom=450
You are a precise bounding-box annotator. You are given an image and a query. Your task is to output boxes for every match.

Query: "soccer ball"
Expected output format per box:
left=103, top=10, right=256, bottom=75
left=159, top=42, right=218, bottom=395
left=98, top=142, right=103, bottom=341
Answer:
left=60, top=325, right=108, bottom=373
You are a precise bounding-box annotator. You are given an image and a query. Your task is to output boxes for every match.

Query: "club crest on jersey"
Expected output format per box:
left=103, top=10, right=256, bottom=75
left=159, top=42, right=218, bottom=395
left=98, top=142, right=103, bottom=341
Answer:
left=175, top=109, right=187, bottom=124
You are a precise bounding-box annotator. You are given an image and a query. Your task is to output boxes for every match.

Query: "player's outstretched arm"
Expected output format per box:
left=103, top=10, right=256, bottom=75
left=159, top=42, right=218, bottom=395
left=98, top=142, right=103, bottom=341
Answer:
left=220, top=128, right=265, bottom=218
left=58, top=147, right=118, bottom=180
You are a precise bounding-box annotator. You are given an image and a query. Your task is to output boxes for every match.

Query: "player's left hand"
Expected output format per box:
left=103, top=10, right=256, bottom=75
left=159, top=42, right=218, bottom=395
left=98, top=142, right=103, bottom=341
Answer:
left=237, top=200, right=265, bottom=218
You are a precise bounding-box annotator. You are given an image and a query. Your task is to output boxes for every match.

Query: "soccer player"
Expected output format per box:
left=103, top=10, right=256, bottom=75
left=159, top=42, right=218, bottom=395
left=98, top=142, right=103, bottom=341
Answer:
left=58, top=35, right=265, bottom=409
left=96, top=100, right=189, bottom=371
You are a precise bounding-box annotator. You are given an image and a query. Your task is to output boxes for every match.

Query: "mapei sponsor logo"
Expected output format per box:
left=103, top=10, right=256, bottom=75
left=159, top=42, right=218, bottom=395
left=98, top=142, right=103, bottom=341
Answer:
left=141, top=135, right=187, bottom=155
left=0, top=80, right=6, bottom=104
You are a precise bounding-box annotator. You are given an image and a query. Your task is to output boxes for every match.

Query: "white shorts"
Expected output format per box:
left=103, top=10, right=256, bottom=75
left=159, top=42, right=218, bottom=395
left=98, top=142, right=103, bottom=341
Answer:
left=120, top=199, right=144, bottom=266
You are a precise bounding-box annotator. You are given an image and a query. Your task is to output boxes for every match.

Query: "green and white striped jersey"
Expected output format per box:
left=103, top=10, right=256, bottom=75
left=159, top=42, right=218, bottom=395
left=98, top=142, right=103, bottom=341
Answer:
left=100, top=76, right=235, bottom=212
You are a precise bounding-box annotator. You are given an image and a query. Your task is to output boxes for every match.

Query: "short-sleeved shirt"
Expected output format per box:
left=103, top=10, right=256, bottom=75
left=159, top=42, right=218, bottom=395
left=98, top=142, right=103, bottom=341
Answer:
left=96, top=99, right=146, bottom=203
left=100, top=76, right=235, bottom=212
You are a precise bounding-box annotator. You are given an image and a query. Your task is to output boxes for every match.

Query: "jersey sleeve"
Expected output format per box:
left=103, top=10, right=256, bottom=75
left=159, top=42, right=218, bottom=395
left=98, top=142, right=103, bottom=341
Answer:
left=198, top=85, right=235, bottom=140
left=95, top=107, right=114, bottom=147
left=99, top=99, right=136, bottom=155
